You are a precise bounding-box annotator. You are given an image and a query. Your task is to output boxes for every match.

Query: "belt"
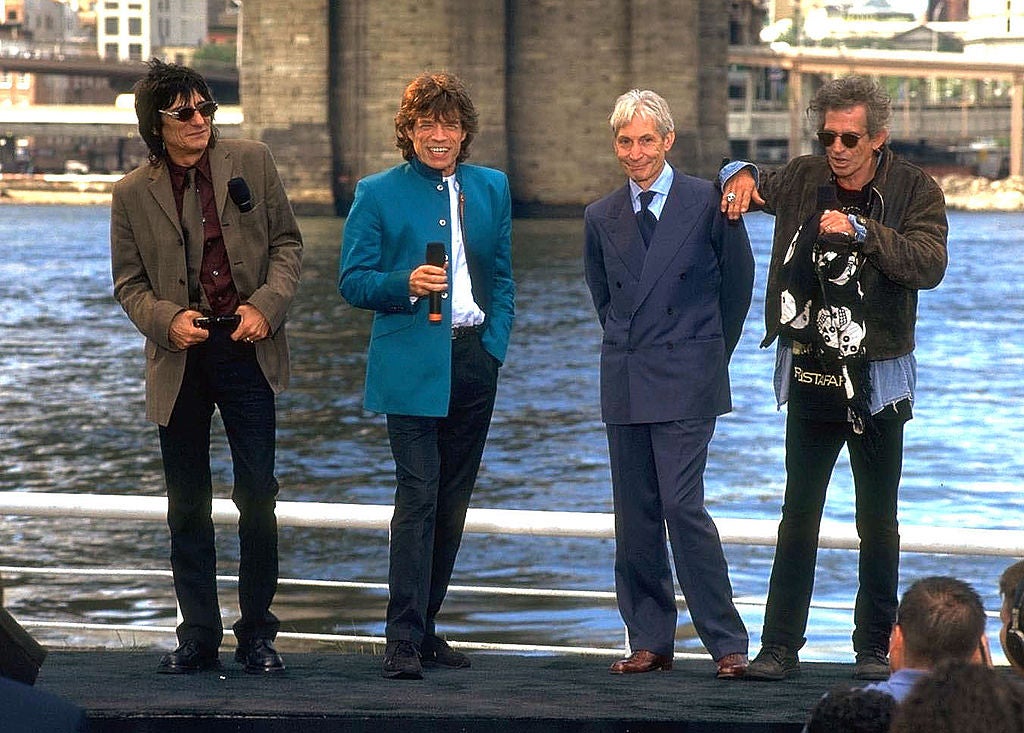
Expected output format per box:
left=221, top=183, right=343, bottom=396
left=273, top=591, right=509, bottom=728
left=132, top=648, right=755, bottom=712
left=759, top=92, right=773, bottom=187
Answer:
left=451, top=324, right=482, bottom=340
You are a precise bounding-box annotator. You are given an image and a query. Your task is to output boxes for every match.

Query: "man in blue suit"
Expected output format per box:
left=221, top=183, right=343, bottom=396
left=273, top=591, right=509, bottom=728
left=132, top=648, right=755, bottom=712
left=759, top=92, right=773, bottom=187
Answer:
left=340, top=72, right=515, bottom=680
left=584, top=89, right=753, bottom=679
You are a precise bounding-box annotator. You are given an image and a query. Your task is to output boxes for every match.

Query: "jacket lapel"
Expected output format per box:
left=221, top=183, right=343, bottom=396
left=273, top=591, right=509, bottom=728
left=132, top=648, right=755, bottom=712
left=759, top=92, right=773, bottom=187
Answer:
left=634, top=172, right=707, bottom=308
left=603, top=185, right=646, bottom=281
left=147, top=164, right=181, bottom=239
left=208, top=144, right=233, bottom=220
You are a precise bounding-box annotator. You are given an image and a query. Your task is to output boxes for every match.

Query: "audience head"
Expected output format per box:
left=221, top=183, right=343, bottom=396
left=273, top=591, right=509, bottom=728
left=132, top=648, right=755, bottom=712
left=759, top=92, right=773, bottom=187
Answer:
left=804, top=686, right=896, bottom=733
left=891, top=576, right=986, bottom=670
left=999, top=559, right=1024, bottom=674
left=889, top=660, right=1024, bottom=733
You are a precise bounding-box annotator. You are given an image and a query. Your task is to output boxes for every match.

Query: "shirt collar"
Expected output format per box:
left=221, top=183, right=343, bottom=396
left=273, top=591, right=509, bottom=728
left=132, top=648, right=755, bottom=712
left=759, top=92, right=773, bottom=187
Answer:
left=628, top=162, right=674, bottom=204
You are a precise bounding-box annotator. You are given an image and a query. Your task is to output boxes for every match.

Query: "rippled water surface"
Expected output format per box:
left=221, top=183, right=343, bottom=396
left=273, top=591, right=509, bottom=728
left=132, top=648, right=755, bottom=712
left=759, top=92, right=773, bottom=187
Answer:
left=1, top=205, right=1022, bottom=661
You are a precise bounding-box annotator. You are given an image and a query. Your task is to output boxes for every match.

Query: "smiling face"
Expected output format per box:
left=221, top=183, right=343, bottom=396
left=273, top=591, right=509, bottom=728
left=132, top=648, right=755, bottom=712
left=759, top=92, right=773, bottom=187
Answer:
left=410, top=116, right=467, bottom=177
left=821, top=105, right=887, bottom=190
left=159, top=90, right=214, bottom=166
left=614, top=114, right=675, bottom=190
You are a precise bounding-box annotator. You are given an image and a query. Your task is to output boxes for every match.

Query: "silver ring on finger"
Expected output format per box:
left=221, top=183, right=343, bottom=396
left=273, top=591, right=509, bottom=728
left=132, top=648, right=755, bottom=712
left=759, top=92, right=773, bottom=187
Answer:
left=725, top=192, right=737, bottom=203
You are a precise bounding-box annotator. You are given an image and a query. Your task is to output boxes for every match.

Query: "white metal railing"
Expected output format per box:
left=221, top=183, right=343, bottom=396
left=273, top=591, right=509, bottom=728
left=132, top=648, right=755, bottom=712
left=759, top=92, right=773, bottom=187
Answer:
left=2, top=492, right=1024, bottom=658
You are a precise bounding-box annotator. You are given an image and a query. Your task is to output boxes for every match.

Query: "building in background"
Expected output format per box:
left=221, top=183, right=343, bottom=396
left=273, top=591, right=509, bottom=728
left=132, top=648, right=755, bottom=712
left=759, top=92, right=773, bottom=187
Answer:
left=96, top=0, right=207, bottom=61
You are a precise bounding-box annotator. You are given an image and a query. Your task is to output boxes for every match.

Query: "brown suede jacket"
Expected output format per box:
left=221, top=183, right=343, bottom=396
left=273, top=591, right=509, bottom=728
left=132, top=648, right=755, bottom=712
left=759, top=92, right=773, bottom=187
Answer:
left=757, top=147, right=948, bottom=360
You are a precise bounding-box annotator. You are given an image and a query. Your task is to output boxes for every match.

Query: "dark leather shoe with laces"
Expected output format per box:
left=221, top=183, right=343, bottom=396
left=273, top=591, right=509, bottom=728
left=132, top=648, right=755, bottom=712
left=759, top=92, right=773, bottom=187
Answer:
left=157, top=640, right=220, bottom=674
left=421, top=635, right=471, bottom=668
left=609, top=649, right=673, bottom=674
left=745, top=645, right=800, bottom=681
left=235, top=638, right=285, bottom=674
left=852, top=650, right=890, bottom=680
left=382, top=640, right=423, bottom=680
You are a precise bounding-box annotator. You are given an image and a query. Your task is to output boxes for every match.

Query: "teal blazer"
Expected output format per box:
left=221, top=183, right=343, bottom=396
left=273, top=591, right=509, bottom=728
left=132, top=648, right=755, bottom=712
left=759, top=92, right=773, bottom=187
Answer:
left=339, top=158, right=515, bottom=417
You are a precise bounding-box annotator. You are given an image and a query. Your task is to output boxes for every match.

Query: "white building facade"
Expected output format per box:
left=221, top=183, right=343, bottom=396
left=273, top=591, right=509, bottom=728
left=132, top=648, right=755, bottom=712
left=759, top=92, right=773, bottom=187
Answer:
left=96, top=0, right=206, bottom=61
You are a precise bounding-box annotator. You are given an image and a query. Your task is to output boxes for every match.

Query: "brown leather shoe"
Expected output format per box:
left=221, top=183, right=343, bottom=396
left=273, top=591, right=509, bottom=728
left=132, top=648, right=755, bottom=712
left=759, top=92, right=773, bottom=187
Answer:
left=716, top=652, right=748, bottom=679
left=609, top=649, right=673, bottom=674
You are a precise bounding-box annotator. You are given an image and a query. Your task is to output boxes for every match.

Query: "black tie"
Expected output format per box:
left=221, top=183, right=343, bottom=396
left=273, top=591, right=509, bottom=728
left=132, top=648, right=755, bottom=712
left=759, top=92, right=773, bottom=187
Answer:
left=637, top=190, right=657, bottom=248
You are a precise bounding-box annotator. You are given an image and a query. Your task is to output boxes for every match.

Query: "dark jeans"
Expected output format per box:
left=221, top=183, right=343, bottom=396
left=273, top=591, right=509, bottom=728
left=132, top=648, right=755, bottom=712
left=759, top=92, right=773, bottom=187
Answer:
left=158, top=329, right=280, bottom=651
left=761, top=412, right=904, bottom=655
left=384, top=333, right=499, bottom=645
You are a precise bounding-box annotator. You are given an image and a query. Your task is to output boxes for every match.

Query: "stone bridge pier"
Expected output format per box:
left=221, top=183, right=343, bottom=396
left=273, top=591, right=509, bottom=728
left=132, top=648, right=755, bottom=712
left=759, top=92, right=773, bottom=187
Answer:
left=241, top=0, right=730, bottom=215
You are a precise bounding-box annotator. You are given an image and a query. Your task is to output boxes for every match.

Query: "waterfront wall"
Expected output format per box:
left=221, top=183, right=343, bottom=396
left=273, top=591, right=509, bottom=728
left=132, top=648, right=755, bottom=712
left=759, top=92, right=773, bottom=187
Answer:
left=241, top=0, right=730, bottom=214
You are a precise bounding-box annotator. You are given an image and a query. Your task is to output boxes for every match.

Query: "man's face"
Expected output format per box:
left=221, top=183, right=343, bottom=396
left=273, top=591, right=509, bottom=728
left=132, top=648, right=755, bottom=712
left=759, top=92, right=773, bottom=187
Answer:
left=410, top=116, right=466, bottom=177
left=160, top=91, right=213, bottom=165
left=820, top=105, right=887, bottom=188
left=614, top=115, right=675, bottom=190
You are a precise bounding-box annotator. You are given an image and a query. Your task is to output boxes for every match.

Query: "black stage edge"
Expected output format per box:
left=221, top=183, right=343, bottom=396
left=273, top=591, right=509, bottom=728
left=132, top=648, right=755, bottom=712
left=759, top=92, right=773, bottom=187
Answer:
left=35, top=651, right=862, bottom=732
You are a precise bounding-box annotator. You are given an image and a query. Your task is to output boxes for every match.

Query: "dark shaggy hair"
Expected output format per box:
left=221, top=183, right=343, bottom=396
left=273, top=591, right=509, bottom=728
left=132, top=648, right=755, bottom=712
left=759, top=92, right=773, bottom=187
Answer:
left=896, top=576, right=986, bottom=667
left=394, top=72, right=478, bottom=164
left=805, top=686, right=897, bottom=733
left=133, top=58, right=218, bottom=165
left=808, top=75, right=892, bottom=137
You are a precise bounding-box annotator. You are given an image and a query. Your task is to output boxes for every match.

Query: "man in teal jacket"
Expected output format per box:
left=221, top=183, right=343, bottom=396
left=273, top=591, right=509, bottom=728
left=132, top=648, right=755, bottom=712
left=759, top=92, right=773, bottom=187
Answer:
left=339, top=72, right=515, bottom=680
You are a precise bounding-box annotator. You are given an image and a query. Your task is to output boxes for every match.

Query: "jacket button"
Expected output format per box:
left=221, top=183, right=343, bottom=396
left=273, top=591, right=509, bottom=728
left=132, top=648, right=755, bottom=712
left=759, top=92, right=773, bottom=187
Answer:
left=679, top=273, right=686, bottom=279
left=436, top=184, right=444, bottom=191
left=439, top=219, right=447, bottom=226
left=667, top=343, right=674, bottom=350
left=667, top=307, right=674, bottom=315
left=615, top=281, right=622, bottom=288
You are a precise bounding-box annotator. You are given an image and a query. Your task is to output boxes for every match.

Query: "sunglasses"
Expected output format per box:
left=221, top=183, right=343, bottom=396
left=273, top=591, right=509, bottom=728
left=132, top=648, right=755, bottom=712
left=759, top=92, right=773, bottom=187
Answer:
left=159, top=100, right=218, bottom=122
left=817, top=131, right=863, bottom=149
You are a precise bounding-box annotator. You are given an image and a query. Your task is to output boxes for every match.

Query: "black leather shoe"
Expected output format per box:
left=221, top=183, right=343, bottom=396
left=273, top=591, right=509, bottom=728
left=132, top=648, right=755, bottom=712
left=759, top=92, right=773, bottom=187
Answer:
left=157, top=640, right=220, bottom=674
left=235, top=638, right=285, bottom=674
left=381, top=640, right=423, bottom=680
left=421, top=635, right=471, bottom=668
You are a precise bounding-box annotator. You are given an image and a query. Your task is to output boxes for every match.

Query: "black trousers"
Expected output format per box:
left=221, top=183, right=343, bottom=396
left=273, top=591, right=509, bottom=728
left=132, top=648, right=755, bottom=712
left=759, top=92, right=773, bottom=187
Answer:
left=760, top=412, right=904, bottom=655
left=384, top=333, right=499, bottom=645
left=158, top=329, right=281, bottom=651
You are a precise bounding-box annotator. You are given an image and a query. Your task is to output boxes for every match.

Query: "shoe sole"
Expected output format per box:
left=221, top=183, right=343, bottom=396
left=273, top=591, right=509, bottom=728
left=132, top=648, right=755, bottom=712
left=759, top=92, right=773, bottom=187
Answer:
left=744, top=666, right=800, bottom=681
left=157, top=660, right=220, bottom=675
left=381, top=668, right=423, bottom=680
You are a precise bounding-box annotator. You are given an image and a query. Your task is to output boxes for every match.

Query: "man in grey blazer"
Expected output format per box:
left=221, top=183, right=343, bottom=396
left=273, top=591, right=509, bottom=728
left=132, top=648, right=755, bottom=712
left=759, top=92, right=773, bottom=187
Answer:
left=111, top=60, right=302, bottom=675
left=583, top=89, right=753, bottom=679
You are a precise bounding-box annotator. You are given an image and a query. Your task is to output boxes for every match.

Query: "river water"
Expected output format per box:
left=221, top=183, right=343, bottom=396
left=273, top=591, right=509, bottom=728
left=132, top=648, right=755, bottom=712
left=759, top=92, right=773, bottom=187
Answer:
left=1, top=204, right=1022, bottom=662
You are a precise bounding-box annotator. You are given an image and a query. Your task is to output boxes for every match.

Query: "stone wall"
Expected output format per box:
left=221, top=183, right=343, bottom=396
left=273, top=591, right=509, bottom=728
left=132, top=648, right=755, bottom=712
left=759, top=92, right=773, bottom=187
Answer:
left=242, top=0, right=731, bottom=214
left=240, top=0, right=334, bottom=214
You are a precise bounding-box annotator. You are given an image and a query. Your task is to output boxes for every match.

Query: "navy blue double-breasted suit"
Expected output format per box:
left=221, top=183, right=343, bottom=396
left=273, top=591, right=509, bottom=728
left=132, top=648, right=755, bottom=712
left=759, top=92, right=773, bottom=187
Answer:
left=584, top=165, right=753, bottom=661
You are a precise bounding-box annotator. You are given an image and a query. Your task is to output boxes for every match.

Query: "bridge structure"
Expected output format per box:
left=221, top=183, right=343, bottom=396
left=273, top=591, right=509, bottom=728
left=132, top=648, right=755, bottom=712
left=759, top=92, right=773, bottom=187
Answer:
left=729, top=44, right=1024, bottom=177
left=3, top=20, right=1024, bottom=207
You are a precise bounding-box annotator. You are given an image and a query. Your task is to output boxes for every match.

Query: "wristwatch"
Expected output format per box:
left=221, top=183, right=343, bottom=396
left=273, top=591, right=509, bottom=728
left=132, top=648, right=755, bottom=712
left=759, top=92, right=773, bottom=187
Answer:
left=848, top=214, right=868, bottom=244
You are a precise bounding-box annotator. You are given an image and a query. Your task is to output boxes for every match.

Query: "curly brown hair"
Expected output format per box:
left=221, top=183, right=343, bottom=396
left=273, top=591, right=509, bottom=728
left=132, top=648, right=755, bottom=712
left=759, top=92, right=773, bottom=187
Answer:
left=394, top=72, right=478, bottom=163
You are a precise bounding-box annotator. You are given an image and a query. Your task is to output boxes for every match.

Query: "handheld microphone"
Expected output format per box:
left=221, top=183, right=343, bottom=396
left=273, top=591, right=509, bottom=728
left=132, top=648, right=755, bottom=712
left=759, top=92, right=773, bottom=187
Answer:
left=425, top=242, right=447, bottom=324
left=227, top=177, right=254, bottom=213
left=817, top=184, right=838, bottom=211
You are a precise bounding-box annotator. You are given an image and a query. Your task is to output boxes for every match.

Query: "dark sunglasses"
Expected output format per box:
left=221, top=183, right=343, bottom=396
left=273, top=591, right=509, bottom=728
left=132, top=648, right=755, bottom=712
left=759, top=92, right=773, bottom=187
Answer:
left=159, top=100, right=218, bottom=122
left=817, top=131, right=863, bottom=149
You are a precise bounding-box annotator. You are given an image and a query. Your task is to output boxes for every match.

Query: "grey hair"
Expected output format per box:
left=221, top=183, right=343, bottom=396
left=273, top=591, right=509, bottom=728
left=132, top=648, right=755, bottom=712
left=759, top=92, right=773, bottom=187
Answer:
left=609, top=89, right=674, bottom=136
left=808, top=75, right=892, bottom=136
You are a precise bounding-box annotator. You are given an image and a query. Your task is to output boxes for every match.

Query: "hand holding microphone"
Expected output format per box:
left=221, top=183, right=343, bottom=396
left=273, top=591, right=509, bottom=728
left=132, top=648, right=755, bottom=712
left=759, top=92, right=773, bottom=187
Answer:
left=408, top=243, right=448, bottom=323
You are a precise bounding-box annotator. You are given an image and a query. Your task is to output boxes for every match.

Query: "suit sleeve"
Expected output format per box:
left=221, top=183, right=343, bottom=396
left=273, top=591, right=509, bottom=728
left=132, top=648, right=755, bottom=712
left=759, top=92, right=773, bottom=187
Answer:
left=243, top=144, right=303, bottom=331
left=481, top=174, right=515, bottom=365
left=110, top=182, right=185, bottom=351
left=338, top=178, right=418, bottom=313
left=713, top=211, right=754, bottom=358
left=583, top=207, right=610, bottom=328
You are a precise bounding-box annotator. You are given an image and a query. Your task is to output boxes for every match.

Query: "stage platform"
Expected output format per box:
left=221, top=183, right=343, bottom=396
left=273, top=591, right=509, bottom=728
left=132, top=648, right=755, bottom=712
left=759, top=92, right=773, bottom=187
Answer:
left=28, top=651, right=869, bottom=732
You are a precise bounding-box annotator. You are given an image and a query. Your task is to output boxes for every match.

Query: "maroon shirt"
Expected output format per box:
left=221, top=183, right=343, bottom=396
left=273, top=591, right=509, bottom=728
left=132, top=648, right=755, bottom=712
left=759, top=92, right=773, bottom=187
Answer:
left=168, top=151, right=240, bottom=316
